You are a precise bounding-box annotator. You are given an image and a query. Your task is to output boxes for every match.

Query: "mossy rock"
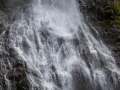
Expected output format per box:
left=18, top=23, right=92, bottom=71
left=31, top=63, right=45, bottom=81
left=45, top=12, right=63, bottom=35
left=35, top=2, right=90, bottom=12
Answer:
left=105, top=1, right=120, bottom=25
left=114, top=42, right=120, bottom=46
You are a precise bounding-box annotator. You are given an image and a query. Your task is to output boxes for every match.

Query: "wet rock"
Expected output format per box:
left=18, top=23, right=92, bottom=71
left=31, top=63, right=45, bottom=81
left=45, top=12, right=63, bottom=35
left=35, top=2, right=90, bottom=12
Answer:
left=7, top=60, right=29, bottom=90
left=51, top=65, right=56, bottom=72
left=15, top=60, right=27, bottom=69
left=116, top=35, right=120, bottom=42
left=0, top=11, right=6, bottom=34
left=0, top=38, right=29, bottom=90
left=52, top=72, right=62, bottom=88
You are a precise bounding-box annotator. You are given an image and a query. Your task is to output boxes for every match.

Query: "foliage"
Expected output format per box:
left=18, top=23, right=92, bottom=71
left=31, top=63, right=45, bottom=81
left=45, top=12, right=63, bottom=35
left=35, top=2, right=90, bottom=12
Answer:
left=101, top=1, right=120, bottom=26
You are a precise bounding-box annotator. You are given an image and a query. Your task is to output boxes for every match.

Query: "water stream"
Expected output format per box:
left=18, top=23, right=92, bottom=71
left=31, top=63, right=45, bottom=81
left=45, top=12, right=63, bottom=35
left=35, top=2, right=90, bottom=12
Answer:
left=1, top=0, right=120, bottom=90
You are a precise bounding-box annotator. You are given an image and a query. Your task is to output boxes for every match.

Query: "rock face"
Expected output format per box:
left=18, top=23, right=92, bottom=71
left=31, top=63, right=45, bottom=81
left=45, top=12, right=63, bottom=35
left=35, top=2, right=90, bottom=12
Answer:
left=78, top=0, right=120, bottom=67
left=0, top=31, right=29, bottom=90
left=0, top=0, right=120, bottom=90
left=0, top=1, right=29, bottom=90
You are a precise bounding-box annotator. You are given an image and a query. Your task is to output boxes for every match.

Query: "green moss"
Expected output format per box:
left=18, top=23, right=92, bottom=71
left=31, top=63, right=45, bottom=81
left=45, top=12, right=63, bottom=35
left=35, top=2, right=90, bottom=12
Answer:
left=19, top=79, right=23, bottom=84
left=81, top=0, right=120, bottom=28
left=18, top=72, right=23, bottom=76
left=114, top=1, right=120, bottom=12
left=114, top=42, right=120, bottom=46
left=14, top=88, right=17, bottom=90
left=17, top=71, right=25, bottom=85
left=106, top=9, right=115, bottom=15
left=98, top=1, right=120, bottom=28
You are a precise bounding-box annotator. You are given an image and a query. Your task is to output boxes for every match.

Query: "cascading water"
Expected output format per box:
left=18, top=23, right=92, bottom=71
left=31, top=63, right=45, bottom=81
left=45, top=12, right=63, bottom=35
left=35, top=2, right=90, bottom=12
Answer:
left=1, top=0, right=120, bottom=90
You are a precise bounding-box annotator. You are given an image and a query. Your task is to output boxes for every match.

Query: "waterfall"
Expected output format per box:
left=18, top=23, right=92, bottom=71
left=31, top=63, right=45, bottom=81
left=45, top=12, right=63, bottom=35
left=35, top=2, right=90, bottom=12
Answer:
left=1, top=0, right=120, bottom=90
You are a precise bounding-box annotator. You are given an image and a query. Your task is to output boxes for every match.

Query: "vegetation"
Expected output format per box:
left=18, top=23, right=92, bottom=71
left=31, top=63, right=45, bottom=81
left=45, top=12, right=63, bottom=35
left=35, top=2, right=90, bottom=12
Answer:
left=100, top=0, right=120, bottom=27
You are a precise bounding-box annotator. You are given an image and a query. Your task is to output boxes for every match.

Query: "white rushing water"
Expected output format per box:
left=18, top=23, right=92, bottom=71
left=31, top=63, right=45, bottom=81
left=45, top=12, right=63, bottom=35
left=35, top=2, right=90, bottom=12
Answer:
left=2, top=0, right=120, bottom=90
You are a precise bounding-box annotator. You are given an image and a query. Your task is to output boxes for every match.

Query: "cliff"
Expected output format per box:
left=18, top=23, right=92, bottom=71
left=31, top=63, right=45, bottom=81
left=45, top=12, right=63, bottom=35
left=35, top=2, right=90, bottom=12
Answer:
left=78, top=0, right=120, bottom=67
left=0, top=1, right=29, bottom=90
left=0, top=0, right=120, bottom=90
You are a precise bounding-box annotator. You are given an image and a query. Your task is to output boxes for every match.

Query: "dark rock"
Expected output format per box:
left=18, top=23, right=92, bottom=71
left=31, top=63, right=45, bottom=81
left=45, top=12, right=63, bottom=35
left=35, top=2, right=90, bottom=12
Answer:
left=0, top=31, right=29, bottom=90
left=15, top=60, right=27, bottom=69
left=6, top=60, right=29, bottom=90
